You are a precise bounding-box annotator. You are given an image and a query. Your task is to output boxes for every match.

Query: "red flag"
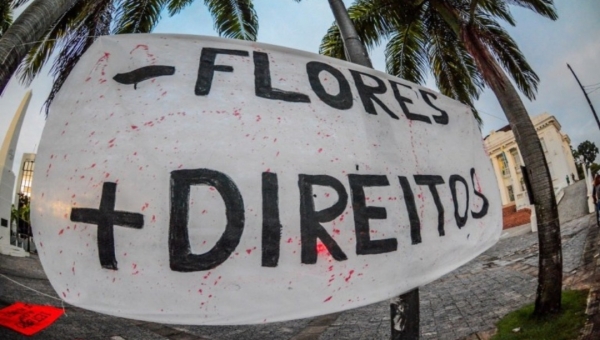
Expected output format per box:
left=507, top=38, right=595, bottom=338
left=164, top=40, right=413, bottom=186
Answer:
left=0, top=302, right=64, bottom=336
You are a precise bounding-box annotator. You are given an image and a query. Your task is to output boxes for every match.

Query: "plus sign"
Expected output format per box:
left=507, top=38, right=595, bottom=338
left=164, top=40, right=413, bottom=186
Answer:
left=70, top=182, right=144, bottom=270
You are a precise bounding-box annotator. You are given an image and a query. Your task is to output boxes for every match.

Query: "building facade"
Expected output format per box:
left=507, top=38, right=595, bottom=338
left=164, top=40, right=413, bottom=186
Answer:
left=14, top=153, right=35, bottom=201
left=484, top=113, right=579, bottom=210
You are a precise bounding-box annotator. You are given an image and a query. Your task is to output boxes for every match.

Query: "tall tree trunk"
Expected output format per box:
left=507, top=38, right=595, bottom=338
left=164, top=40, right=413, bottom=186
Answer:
left=0, top=0, right=82, bottom=95
left=462, top=34, right=563, bottom=315
left=327, top=0, right=373, bottom=68
left=326, top=1, right=419, bottom=338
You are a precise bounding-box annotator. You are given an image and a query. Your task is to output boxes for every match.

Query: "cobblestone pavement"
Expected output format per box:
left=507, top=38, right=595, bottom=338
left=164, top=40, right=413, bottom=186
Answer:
left=558, top=180, right=588, bottom=224
left=0, top=213, right=594, bottom=340
left=0, top=180, right=595, bottom=339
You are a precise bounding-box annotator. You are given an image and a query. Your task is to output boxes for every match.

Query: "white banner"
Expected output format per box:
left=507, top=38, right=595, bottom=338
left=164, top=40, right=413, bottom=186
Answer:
left=32, top=34, right=501, bottom=325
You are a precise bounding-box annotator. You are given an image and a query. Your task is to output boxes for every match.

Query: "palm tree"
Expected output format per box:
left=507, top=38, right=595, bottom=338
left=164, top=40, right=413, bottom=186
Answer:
left=0, top=0, right=82, bottom=95
left=319, top=0, right=562, bottom=316
left=0, top=0, right=258, bottom=102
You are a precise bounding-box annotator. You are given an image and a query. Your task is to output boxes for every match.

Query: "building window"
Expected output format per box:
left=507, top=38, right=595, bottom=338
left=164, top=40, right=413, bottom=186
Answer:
left=510, top=148, right=522, bottom=168
left=498, top=153, right=509, bottom=177
left=520, top=177, right=526, bottom=192
left=540, top=138, right=547, bottom=153
left=547, top=162, right=555, bottom=180
left=20, top=160, right=34, bottom=197
left=507, top=185, right=515, bottom=202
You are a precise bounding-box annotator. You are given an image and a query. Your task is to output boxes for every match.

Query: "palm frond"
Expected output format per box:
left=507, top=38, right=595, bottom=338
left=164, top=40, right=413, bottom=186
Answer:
left=319, top=0, right=402, bottom=61
left=10, top=0, right=30, bottom=8
left=425, top=11, right=483, bottom=122
left=473, top=12, right=539, bottom=99
left=475, top=0, right=515, bottom=25
left=44, top=1, right=113, bottom=115
left=113, top=0, right=166, bottom=34
left=319, top=24, right=347, bottom=60
left=203, top=0, right=258, bottom=40
left=505, top=0, right=557, bottom=20
left=384, top=18, right=428, bottom=84
left=345, top=0, right=399, bottom=50
left=17, top=0, right=90, bottom=86
left=0, top=2, right=12, bottom=38
left=166, top=0, right=194, bottom=15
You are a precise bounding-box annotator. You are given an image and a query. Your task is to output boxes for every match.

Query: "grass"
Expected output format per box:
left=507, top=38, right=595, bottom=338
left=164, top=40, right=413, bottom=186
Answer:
left=491, top=290, right=588, bottom=340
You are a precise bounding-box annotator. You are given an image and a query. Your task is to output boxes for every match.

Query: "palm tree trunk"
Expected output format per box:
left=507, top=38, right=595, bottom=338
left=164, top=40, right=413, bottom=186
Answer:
left=0, top=0, right=82, bottom=95
left=327, top=0, right=373, bottom=68
left=486, top=62, right=562, bottom=316
left=326, top=1, right=419, bottom=338
left=431, top=0, right=563, bottom=315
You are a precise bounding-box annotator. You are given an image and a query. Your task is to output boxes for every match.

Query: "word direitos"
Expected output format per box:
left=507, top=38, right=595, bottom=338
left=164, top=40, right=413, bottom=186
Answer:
left=71, top=168, right=489, bottom=273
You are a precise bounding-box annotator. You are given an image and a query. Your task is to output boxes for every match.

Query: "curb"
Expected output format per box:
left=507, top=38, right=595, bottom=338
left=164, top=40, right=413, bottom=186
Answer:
left=580, top=224, right=600, bottom=340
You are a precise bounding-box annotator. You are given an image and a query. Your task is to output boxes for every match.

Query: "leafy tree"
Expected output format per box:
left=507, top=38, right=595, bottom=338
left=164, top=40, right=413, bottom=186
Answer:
left=319, top=0, right=562, bottom=316
left=11, top=193, right=31, bottom=236
left=576, top=140, right=598, bottom=167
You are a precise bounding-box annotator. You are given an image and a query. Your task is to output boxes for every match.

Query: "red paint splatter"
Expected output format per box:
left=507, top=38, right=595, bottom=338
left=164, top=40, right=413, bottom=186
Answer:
left=256, top=115, right=262, bottom=122
left=324, top=296, right=332, bottom=302
left=318, top=148, right=323, bottom=153
left=58, top=229, right=64, bottom=235
left=131, top=125, right=139, bottom=130
left=132, top=263, right=137, bottom=270
left=90, top=163, right=96, bottom=168
left=246, top=249, right=252, bottom=254
left=130, top=44, right=149, bottom=54
left=345, top=270, right=355, bottom=282
left=286, top=238, right=293, bottom=243
left=141, top=203, right=149, bottom=211
left=151, top=215, right=156, bottom=223
left=474, top=172, right=482, bottom=192
left=316, top=243, right=329, bottom=255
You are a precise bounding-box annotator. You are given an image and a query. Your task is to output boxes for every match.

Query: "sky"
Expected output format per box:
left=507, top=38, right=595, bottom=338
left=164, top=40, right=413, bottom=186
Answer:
left=1, top=0, right=599, bottom=177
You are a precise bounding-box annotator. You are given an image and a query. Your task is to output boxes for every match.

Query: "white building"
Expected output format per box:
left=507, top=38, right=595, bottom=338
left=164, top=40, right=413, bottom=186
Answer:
left=14, top=153, right=35, bottom=201
left=484, top=113, right=579, bottom=210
